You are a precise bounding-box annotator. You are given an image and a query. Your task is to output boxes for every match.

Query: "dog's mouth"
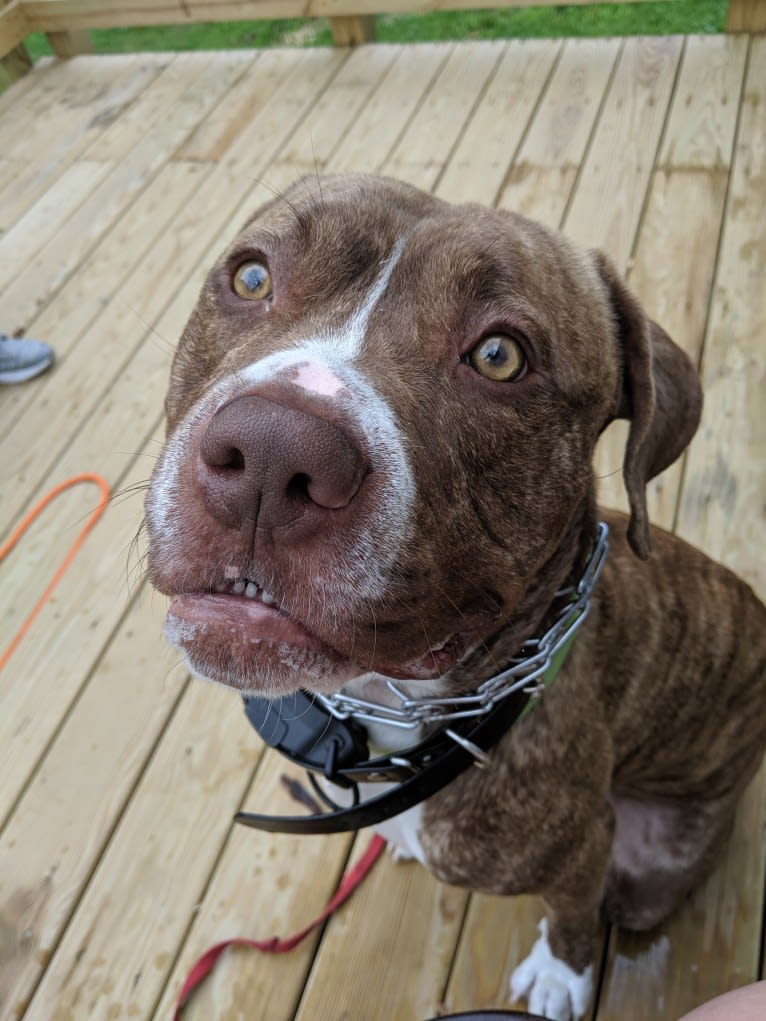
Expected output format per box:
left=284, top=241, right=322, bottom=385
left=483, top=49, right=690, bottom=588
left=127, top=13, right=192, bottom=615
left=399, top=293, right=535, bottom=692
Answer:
left=165, top=579, right=479, bottom=696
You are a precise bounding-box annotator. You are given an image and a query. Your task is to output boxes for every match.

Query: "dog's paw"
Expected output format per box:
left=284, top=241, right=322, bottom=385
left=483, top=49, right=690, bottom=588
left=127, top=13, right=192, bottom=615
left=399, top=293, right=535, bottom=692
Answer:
left=509, top=919, right=592, bottom=1021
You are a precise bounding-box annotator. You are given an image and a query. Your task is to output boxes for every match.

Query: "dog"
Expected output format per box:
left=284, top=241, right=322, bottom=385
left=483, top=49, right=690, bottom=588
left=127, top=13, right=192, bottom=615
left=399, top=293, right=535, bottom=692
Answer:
left=145, top=174, right=766, bottom=1021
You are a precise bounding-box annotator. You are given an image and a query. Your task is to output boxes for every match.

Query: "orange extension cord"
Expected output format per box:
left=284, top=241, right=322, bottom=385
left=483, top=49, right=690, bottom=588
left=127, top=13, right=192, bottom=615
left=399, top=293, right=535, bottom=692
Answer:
left=0, top=472, right=110, bottom=671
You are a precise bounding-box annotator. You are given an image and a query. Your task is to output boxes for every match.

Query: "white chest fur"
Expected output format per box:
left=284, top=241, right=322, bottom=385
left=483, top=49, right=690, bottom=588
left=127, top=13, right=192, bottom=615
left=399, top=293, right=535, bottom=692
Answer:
left=358, top=783, right=427, bottom=864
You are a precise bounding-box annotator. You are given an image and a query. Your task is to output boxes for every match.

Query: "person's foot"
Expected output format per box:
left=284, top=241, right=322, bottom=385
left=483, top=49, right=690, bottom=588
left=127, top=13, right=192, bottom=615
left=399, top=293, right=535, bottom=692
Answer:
left=0, top=334, right=54, bottom=383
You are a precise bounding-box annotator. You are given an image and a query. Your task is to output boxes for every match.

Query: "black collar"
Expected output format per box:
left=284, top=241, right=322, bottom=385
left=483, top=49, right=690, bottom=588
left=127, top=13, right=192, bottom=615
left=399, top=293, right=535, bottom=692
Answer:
left=235, top=521, right=608, bottom=836
left=236, top=680, right=531, bottom=834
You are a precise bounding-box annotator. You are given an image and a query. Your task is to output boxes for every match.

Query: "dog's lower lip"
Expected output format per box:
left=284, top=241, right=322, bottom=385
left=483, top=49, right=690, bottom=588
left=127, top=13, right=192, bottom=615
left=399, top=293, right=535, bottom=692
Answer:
left=165, top=592, right=473, bottom=685
left=167, top=591, right=338, bottom=659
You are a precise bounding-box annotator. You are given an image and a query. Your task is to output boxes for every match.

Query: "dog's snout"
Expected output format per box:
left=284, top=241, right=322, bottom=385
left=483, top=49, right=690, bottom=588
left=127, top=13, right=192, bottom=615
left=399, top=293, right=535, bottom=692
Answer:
left=198, top=394, right=367, bottom=533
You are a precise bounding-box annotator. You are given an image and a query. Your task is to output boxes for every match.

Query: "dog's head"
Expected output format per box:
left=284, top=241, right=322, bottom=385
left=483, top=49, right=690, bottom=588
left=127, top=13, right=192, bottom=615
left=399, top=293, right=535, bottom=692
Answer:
left=145, top=174, right=701, bottom=697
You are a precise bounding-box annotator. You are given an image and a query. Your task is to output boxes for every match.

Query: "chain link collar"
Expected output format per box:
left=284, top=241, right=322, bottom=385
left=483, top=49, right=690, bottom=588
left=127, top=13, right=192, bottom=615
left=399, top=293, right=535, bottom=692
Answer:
left=317, top=521, right=609, bottom=733
left=236, top=523, right=609, bottom=834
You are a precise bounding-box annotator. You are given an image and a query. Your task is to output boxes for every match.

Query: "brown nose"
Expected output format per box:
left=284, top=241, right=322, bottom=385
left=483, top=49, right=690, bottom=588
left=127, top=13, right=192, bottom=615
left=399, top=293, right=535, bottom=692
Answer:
left=197, top=395, right=367, bottom=536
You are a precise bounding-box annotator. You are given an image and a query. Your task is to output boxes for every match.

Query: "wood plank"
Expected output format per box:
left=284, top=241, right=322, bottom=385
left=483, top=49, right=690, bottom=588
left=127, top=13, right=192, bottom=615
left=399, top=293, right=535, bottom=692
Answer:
left=217, top=46, right=346, bottom=173
left=0, top=53, right=235, bottom=334
left=0, top=161, right=206, bottom=527
left=330, top=13, right=376, bottom=45
left=0, top=453, right=169, bottom=829
left=174, top=50, right=261, bottom=162
left=0, top=56, right=166, bottom=233
left=658, top=34, right=749, bottom=172
left=45, top=28, right=93, bottom=57
left=0, top=160, right=110, bottom=290
left=19, top=678, right=260, bottom=1021
left=0, top=52, right=50, bottom=118
left=152, top=753, right=354, bottom=1021
left=82, top=51, right=213, bottom=161
left=0, top=53, right=147, bottom=166
left=727, top=0, right=766, bottom=31
left=597, top=35, right=766, bottom=1020
left=676, top=35, right=766, bottom=599
left=295, top=851, right=468, bottom=1020
left=435, top=37, right=560, bottom=204
left=0, top=156, right=19, bottom=192
left=85, top=50, right=255, bottom=163
left=384, top=40, right=507, bottom=191
left=563, top=34, right=683, bottom=267
left=446, top=894, right=545, bottom=1012
left=0, top=1, right=27, bottom=62
left=0, top=162, right=206, bottom=638
left=593, top=34, right=749, bottom=526
left=0, top=159, right=206, bottom=442
left=274, top=42, right=399, bottom=177
left=0, top=44, right=30, bottom=86
left=0, top=55, right=91, bottom=133
left=498, top=36, right=621, bottom=229
left=330, top=42, right=449, bottom=172
left=0, top=579, right=188, bottom=1020
left=0, top=48, right=348, bottom=828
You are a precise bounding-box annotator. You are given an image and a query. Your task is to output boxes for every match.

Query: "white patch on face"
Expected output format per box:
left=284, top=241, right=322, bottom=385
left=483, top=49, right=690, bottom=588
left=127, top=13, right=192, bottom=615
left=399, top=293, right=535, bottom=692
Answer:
left=510, top=918, right=593, bottom=1021
left=337, top=236, right=407, bottom=357
left=291, top=361, right=346, bottom=397
left=146, top=236, right=415, bottom=606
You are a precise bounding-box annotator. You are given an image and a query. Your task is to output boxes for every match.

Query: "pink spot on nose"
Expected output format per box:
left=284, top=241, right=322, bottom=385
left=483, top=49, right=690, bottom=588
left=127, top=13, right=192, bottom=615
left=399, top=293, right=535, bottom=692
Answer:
left=291, top=362, right=346, bottom=398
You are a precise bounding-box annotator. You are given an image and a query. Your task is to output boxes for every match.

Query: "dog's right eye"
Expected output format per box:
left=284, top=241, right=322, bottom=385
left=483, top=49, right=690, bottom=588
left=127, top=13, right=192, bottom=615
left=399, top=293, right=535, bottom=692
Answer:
left=233, top=261, right=272, bottom=301
left=467, top=334, right=527, bottom=382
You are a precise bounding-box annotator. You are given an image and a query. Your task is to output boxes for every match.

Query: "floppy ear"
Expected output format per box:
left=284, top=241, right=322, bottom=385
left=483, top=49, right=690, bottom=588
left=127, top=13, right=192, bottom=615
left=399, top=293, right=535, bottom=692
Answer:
left=593, top=251, right=703, bottom=559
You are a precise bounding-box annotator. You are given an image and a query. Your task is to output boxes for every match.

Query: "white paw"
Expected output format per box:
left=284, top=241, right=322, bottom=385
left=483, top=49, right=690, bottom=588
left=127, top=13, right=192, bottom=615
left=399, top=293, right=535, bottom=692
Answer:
left=510, top=918, right=592, bottom=1021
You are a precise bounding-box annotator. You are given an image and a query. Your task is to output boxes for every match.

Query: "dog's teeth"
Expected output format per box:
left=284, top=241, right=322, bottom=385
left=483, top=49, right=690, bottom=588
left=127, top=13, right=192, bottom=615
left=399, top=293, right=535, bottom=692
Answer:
left=232, top=579, right=246, bottom=595
left=214, top=583, right=227, bottom=592
left=245, top=581, right=258, bottom=599
left=261, top=590, right=275, bottom=605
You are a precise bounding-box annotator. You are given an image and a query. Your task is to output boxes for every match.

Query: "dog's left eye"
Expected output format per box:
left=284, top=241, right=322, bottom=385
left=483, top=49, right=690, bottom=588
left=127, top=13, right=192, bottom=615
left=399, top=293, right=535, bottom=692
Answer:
left=233, top=261, right=272, bottom=301
left=468, top=334, right=526, bottom=382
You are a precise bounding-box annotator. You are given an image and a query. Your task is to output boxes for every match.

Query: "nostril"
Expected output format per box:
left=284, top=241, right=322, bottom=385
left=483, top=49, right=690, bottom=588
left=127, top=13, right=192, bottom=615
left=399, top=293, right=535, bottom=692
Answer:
left=286, top=472, right=311, bottom=503
left=205, top=444, right=245, bottom=471
left=223, top=447, right=245, bottom=471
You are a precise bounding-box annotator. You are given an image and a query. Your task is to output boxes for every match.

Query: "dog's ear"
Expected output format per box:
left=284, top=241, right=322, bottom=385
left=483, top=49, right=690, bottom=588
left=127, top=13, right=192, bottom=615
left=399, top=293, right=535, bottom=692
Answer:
left=593, top=251, right=702, bottom=560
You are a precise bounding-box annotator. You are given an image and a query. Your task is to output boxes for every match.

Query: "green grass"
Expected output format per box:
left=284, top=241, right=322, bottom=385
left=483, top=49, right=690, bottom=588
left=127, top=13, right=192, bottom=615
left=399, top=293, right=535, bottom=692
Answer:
left=23, top=1, right=729, bottom=61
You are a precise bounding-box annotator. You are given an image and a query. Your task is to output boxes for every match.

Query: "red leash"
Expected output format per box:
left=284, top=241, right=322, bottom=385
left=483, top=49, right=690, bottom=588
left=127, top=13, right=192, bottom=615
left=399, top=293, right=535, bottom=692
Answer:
left=174, top=832, right=386, bottom=1019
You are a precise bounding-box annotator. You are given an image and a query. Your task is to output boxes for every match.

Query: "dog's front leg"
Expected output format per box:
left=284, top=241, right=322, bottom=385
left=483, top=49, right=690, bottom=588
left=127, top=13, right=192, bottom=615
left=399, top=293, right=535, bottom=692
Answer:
left=510, top=806, right=613, bottom=1021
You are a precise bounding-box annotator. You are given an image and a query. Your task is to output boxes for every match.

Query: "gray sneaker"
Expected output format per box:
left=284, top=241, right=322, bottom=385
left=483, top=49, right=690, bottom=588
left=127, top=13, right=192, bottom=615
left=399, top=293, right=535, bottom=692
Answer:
left=0, top=334, right=54, bottom=384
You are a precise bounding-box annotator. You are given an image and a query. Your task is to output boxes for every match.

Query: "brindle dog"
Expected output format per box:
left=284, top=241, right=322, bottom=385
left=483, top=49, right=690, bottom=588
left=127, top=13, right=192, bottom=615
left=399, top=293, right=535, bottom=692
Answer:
left=145, top=175, right=766, bottom=1021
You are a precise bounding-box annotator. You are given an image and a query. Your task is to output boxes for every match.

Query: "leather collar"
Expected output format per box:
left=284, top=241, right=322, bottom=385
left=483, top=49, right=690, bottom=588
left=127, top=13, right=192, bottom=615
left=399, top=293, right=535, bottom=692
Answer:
left=234, top=545, right=602, bottom=836
left=236, top=523, right=607, bottom=835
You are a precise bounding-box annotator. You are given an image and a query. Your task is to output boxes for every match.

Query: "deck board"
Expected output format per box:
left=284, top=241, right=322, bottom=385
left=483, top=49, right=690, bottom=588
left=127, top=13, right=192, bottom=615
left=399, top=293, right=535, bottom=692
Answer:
left=434, top=38, right=561, bottom=204
left=0, top=56, right=167, bottom=233
left=595, top=32, right=748, bottom=526
left=0, top=34, right=764, bottom=1021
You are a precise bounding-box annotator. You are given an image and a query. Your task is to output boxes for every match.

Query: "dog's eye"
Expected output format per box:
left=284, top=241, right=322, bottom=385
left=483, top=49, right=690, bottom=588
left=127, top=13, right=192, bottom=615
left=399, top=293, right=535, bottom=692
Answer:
left=233, top=261, right=272, bottom=301
left=468, top=334, right=526, bottom=382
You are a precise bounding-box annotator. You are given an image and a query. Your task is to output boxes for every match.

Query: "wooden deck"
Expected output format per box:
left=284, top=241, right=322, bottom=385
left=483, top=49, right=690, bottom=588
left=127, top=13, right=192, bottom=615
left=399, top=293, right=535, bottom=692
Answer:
left=0, top=33, right=764, bottom=1021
